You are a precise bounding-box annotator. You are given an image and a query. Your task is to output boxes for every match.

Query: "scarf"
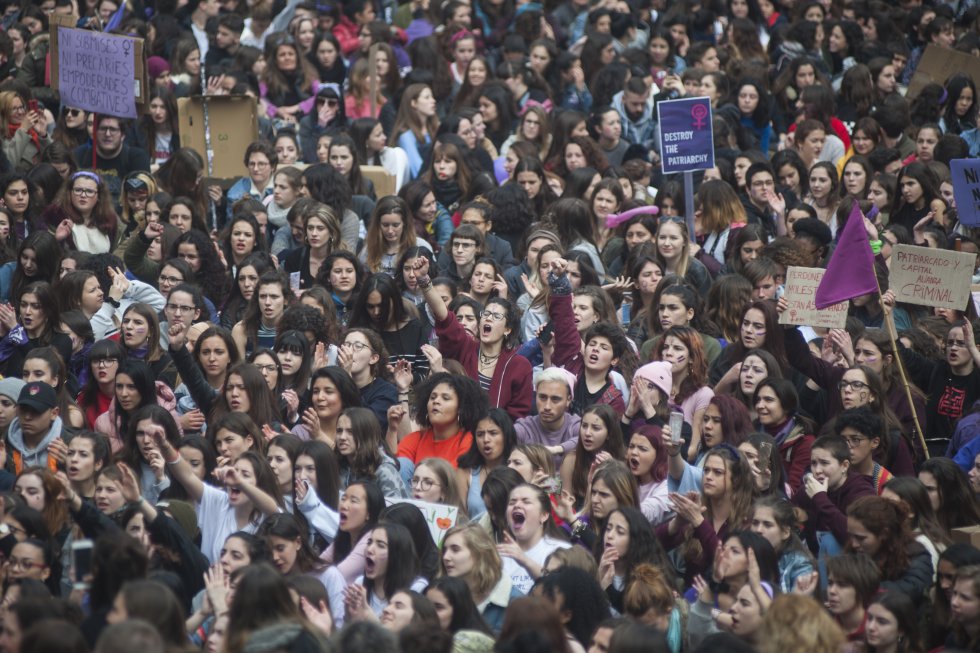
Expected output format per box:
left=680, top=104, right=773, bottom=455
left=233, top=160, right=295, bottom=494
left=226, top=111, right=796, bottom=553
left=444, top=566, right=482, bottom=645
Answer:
left=432, top=177, right=462, bottom=212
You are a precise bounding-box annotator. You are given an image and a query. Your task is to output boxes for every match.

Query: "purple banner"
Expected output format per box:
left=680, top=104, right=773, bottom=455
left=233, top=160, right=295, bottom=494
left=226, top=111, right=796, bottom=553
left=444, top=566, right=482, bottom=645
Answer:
left=57, top=26, right=138, bottom=119
left=657, top=96, right=715, bottom=175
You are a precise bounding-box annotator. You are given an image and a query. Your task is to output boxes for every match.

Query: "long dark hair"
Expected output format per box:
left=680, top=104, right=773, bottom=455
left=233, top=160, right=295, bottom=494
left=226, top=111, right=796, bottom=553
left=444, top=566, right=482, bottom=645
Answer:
left=112, top=359, right=157, bottom=438
left=364, top=522, right=419, bottom=601
left=11, top=233, right=60, bottom=306
left=426, top=576, right=493, bottom=635
left=333, top=480, right=385, bottom=563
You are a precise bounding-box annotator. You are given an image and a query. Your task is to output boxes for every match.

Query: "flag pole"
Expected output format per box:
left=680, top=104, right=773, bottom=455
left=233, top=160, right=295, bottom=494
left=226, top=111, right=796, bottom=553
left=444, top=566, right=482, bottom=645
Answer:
left=875, top=274, right=930, bottom=460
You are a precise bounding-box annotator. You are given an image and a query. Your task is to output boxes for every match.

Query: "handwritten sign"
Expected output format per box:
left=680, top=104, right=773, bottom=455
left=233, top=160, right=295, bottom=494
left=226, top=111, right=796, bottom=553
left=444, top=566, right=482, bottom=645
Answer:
left=657, top=96, right=715, bottom=175
left=779, top=267, right=848, bottom=329
left=388, top=498, right=459, bottom=545
left=55, top=27, right=139, bottom=118
left=951, top=159, right=980, bottom=227
left=891, top=244, right=975, bottom=310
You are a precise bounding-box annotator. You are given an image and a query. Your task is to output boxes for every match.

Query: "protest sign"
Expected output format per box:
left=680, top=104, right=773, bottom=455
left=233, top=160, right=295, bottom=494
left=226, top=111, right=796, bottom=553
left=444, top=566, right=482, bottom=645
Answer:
left=389, top=498, right=459, bottom=545
left=657, top=97, right=714, bottom=175
left=779, top=267, right=848, bottom=329
left=951, top=159, right=980, bottom=227
left=891, top=244, right=975, bottom=310
left=49, top=18, right=147, bottom=119
left=908, top=45, right=980, bottom=99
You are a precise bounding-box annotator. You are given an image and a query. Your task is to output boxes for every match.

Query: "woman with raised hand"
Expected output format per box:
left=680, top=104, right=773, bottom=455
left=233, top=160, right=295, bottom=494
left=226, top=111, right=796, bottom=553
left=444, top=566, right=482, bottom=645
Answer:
left=153, top=414, right=283, bottom=563
left=413, top=254, right=532, bottom=420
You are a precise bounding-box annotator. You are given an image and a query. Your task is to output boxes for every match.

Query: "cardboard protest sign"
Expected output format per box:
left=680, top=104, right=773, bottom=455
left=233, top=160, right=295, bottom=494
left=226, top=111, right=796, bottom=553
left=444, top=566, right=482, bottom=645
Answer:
left=951, top=159, right=980, bottom=227
left=389, top=498, right=459, bottom=545
left=177, top=96, right=259, bottom=178
left=890, top=244, right=975, bottom=310
left=49, top=17, right=147, bottom=119
left=779, top=267, right=848, bottom=329
left=908, top=45, right=980, bottom=99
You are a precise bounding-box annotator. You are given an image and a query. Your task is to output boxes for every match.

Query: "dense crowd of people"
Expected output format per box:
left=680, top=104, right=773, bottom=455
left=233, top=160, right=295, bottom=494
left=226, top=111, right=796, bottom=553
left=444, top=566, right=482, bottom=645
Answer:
left=0, top=0, right=976, bottom=651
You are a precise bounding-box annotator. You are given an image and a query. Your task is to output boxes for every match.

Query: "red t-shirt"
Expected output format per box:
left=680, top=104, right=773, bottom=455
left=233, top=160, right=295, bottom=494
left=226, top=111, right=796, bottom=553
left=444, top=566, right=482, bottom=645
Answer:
left=397, top=429, right=473, bottom=467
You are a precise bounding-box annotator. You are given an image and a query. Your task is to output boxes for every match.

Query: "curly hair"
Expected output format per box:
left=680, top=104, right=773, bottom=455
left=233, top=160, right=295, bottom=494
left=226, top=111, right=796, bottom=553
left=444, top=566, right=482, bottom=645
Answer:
left=412, top=372, right=488, bottom=434
left=847, top=496, right=915, bottom=583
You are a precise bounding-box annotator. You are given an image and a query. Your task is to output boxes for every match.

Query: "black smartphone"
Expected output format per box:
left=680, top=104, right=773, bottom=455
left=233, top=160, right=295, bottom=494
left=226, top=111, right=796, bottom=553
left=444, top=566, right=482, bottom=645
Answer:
left=539, top=322, right=554, bottom=345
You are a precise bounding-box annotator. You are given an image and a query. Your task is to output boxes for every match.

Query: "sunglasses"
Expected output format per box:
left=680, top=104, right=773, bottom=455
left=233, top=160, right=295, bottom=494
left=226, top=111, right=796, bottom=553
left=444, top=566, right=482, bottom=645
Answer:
left=63, top=108, right=82, bottom=117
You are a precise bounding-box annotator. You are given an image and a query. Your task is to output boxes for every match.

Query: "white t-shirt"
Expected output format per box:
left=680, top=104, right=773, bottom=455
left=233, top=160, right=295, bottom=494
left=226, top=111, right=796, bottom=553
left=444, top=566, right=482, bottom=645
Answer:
left=502, top=536, right=571, bottom=594
left=196, top=483, right=263, bottom=564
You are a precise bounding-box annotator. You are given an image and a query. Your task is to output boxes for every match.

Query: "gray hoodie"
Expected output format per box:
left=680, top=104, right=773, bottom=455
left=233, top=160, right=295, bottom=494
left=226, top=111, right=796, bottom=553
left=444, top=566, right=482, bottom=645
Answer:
left=7, top=415, right=63, bottom=469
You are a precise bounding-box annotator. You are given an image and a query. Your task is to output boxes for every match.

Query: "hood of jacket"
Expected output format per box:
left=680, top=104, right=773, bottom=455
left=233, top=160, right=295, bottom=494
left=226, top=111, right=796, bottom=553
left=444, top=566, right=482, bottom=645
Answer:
left=7, top=415, right=63, bottom=463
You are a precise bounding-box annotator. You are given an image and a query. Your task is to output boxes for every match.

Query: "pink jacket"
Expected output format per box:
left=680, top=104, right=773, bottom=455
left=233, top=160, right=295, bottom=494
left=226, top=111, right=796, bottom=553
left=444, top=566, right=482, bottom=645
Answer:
left=94, top=381, right=183, bottom=452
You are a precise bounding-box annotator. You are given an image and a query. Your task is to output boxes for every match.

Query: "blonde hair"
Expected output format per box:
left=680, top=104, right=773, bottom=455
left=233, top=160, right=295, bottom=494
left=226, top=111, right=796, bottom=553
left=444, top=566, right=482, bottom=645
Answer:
left=758, top=595, right=845, bottom=653
left=543, top=546, right=598, bottom=576
left=418, top=457, right=468, bottom=517
left=440, top=522, right=501, bottom=598
left=515, top=443, right=555, bottom=478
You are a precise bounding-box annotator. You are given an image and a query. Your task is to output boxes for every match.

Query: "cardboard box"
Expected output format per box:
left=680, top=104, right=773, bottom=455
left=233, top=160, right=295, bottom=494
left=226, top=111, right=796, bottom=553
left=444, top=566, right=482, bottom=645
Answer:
left=362, top=165, right=396, bottom=198
left=908, top=44, right=980, bottom=99
left=952, top=525, right=980, bottom=548
left=177, top=96, right=259, bottom=180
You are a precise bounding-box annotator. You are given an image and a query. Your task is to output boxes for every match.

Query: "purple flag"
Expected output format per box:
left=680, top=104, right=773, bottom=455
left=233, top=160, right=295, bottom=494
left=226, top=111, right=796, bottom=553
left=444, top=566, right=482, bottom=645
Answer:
left=814, top=201, right=878, bottom=309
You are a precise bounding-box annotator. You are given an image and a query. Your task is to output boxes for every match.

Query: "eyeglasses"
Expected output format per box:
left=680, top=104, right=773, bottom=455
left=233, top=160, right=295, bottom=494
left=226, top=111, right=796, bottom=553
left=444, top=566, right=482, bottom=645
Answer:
left=254, top=364, right=278, bottom=374
left=97, top=125, right=121, bottom=134
left=480, top=309, right=505, bottom=322
left=10, top=104, right=25, bottom=114
left=343, top=341, right=372, bottom=352
left=248, top=160, right=271, bottom=169
left=166, top=303, right=196, bottom=314
left=947, top=339, right=969, bottom=349
left=837, top=380, right=869, bottom=391
left=452, top=242, right=476, bottom=250
left=94, top=358, right=119, bottom=368
left=411, top=477, right=441, bottom=491
left=8, top=558, right=46, bottom=572
left=842, top=436, right=869, bottom=448
left=159, top=274, right=183, bottom=285
left=72, top=187, right=98, bottom=197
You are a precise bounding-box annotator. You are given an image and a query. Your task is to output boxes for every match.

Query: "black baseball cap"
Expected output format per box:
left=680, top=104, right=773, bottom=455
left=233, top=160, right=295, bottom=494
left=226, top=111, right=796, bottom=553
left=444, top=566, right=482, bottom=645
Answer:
left=18, top=382, right=57, bottom=412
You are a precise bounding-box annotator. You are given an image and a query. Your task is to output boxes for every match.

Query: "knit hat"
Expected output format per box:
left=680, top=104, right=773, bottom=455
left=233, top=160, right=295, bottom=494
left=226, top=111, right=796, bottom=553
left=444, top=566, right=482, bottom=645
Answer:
left=147, top=56, right=171, bottom=80
left=0, top=378, right=25, bottom=403
left=157, top=499, right=200, bottom=541
left=525, top=228, right=561, bottom=250
left=634, top=361, right=672, bottom=398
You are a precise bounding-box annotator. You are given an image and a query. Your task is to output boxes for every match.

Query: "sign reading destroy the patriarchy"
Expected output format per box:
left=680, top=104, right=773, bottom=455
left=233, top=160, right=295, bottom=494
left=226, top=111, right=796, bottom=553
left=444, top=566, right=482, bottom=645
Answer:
left=657, top=96, right=715, bottom=175
left=779, top=267, right=848, bottom=329
left=891, top=244, right=975, bottom=310
left=54, top=27, right=140, bottom=119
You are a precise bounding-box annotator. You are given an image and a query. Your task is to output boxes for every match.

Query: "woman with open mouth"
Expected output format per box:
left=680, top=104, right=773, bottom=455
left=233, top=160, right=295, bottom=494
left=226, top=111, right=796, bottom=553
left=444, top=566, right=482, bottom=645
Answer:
left=343, top=522, right=428, bottom=625
left=258, top=512, right=346, bottom=625
left=231, top=271, right=295, bottom=359
left=456, top=408, right=518, bottom=520
left=498, top=483, right=571, bottom=595
left=320, top=480, right=386, bottom=585
left=64, top=430, right=110, bottom=504
left=558, top=404, right=625, bottom=508
left=157, top=417, right=284, bottom=563
left=596, top=506, right=675, bottom=615
left=412, top=255, right=532, bottom=420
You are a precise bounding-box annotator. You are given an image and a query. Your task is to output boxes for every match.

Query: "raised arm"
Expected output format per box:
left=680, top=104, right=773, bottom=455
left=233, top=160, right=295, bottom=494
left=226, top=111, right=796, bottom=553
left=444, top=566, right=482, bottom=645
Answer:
left=414, top=256, right=448, bottom=322
left=154, top=423, right=205, bottom=502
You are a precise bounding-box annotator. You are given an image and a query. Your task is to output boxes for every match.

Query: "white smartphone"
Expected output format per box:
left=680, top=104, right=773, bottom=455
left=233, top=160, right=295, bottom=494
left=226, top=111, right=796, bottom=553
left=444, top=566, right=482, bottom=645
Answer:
left=669, top=411, right=684, bottom=444
left=71, top=539, right=94, bottom=590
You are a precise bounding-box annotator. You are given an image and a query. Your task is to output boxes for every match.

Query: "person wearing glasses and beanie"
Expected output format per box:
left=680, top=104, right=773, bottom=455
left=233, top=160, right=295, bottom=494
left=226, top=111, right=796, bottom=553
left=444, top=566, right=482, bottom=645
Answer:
left=71, top=116, right=151, bottom=203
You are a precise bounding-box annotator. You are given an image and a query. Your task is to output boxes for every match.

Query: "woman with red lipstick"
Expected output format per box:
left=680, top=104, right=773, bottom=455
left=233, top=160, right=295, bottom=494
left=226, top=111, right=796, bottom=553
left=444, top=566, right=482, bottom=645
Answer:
left=77, top=339, right=126, bottom=428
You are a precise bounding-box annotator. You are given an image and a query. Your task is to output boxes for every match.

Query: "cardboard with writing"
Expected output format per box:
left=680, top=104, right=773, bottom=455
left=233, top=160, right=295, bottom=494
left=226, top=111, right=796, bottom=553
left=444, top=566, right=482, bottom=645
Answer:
left=177, top=96, right=259, bottom=179
left=49, top=15, right=148, bottom=116
left=362, top=166, right=396, bottom=198
left=890, top=244, right=974, bottom=310
left=779, top=266, right=849, bottom=329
